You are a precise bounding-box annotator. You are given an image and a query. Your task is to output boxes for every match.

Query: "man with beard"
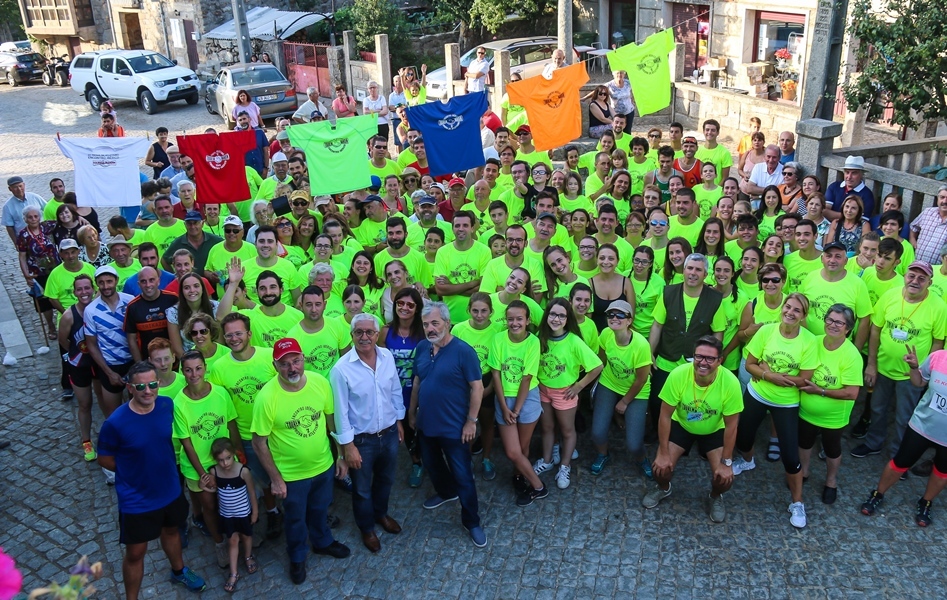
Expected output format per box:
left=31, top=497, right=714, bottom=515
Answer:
left=408, top=302, right=485, bottom=547
left=479, top=224, right=545, bottom=296
left=239, top=226, right=300, bottom=306
left=124, top=266, right=179, bottom=361
left=410, top=196, right=454, bottom=252
left=44, top=177, right=67, bottom=221
left=286, top=285, right=349, bottom=380
left=373, top=217, right=426, bottom=283
left=252, top=338, right=350, bottom=585
left=219, top=258, right=303, bottom=348
left=434, top=211, right=492, bottom=323
left=208, top=312, right=282, bottom=540
left=287, top=156, right=309, bottom=191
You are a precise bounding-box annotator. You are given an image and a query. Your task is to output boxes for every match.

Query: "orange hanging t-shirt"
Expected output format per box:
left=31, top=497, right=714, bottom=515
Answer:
left=507, top=62, right=589, bottom=152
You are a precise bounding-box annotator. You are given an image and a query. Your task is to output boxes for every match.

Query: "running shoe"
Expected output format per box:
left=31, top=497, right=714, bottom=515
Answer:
left=170, top=566, right=206, bottom=592
left=850, top=444, right=881, bottom=458
left=915, top=498, right=933, bottom=527
left=639, top=458, right=653, bottom=480
left=515, top=484, right=549, bottom=507
left=860, top=490, right=884, bottom=516
left=408, top=464, right=424, bottom=488
left=589, top=453, right=610, bottom=476
left=731, top=455, right=755, bottom=475
left=709, top=494, right=726, bottom=523
left=422, top=494, right=458, bottom=510
left=82, top=441, right=96, bottom=462
left=642, top=484, right=672, bottom=509
left=788, top=502, right=807, bottom=528
left=482, top=458, right=496, bottom=481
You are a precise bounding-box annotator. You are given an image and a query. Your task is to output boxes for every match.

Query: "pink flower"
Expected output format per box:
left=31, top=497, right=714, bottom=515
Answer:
left=0, top=549, right=23, bottom=600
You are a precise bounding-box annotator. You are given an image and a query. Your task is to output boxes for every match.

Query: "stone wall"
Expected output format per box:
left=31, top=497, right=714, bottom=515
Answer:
left=348, top=59, right=381, bottom=100
left=674, top=81, right=801, bottom=146
left=410, top=32, right=457, bottom=61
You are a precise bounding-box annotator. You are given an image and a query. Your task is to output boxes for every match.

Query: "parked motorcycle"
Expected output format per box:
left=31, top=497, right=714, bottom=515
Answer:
left=42, top=55, right=69, bottom=87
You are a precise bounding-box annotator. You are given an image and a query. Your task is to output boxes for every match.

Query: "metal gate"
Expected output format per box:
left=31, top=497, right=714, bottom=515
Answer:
left=283, top=42, right=331, bottom=96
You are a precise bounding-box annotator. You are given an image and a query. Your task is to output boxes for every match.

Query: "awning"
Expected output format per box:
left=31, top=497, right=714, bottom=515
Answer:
left=204, top=7, right=328, bottom=41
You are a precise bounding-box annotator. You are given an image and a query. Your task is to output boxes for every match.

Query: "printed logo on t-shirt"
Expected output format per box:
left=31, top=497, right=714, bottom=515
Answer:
left=540, top=354, right=567, bottom=380
left=501, top=357, right=525, bottom=384
left=449, top=264, right=481, bottom=283
left=884, top=317, right=920, bottom=343
left=763, top=350, right=799, bottom=373
left=305, top=344, right=338, bottom=371
left=437, top=114, right=464, bottom=131
left=607, top=356, right=635, bottom=379
left=285, top=406, right=322, bottom=438
left=637, top=55, right=661, bottom=75
left=206, top=150, right=231, bottom=170
left=544, top=91, right=565, bottom=109
left=324, top=137, right=349, bottom=154
left=232, top=376, right=267, bottom=404
left=807, top=293, right=834, bottom=321
left=190, top=411, right=226, bottom=439
left=813, top=364, right=837, bottom=388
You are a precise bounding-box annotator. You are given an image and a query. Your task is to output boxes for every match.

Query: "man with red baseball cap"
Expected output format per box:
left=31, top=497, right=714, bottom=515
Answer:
left=251, top=337, right=350, bottom=584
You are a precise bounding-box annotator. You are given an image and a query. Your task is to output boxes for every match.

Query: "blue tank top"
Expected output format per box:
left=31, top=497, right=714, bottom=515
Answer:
left=386, top=327, right=420, bottom=410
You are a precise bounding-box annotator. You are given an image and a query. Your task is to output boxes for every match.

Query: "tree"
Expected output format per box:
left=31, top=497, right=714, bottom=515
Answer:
left=0, top=0, right=26, bottom=43
left=843, top=0, right=947, bottom=133
left=469, top=0, right=556, bottom=34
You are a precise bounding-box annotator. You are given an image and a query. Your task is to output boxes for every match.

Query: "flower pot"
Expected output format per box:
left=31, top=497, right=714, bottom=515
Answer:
left=781, top=88, right=796, bottom=101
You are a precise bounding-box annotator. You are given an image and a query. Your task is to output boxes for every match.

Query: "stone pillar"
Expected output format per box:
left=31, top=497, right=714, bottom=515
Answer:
left=340, top=30, right=356, bottom=96
left=796, top=118, right=842, bottom=181
left=558, top=0, right=573, bottom=65
left=444, top=43, right=461, bottom=99
left=327, top=45, right=347, bottom=99
left=493, top=49, right=511, bottom=112
left=375, top=34, right=391, bottom=96
left=342, top=30, right=356, bottom=60
left=800, top=0, right=849, bottom=121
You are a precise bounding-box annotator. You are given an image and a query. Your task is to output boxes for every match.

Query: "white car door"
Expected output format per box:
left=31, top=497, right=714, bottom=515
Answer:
left=96, top=57, right=122, bottom=97
left=112, top=58, right=138, bottom=99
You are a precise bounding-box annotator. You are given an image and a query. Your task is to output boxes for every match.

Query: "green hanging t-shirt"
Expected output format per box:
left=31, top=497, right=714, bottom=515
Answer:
left=286, top=114, right=379, bottom=195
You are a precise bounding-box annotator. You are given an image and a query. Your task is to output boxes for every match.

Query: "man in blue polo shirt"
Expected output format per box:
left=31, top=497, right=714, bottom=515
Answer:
left=409, top=301, right=486, bottom=547
left=825, top=155, right=875, bottom=221
left=97, top=361, right=207, bottom=597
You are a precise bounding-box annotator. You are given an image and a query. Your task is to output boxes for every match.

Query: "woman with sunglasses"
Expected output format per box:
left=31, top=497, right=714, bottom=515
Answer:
left=574, top=234, right=599, bottom=280
left=735, top=292, right=818, bottom=528
left=734, top=246, right=764, bottom=298
left=734, top=262, right=786, bottom=387
left=590, top=243, right=635, bottom=332
left=273, top=217, right=306, bottom=268
left=346, top=251, right=385, bottom=319
left=661, top=237, right=693, bottom=285
left=381, top=260, right=427, bottom=323
left=489, top=267, right=542, bottom=330
left=779, top=162, right=804, bottom=213
left=183, top=312, right=228, bottom=368
left=533, top=299, right=603, bottom=489
left=583, top=85, right=613, bottom=138
left=797, top=304, right=862, bottom=505
left=173, top=349, right=241, bottom=567
left=590, top=299, right=652, bottom=477
left=641, top=207, right=670, bottom=272
left=167, top=272, right=219, bottom=357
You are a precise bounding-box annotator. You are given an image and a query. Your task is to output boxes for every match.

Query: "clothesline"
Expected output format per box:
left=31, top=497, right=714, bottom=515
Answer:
left=564, top=14, right=705, bottom=69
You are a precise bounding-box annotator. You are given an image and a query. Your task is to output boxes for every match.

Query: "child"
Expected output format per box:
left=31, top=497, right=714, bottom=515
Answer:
left=135, top=180, right=160, bottom=229
left=611, top=149, right=629, bottom=172
left=693, top=163, right=721, bottom=220
left=847, top=231, right=880, bottom=275
left=737, top=117, right=762, bottom=155
left=877, top=209, right=915, bottom=275
left=201, top=438, right=258, bottom=594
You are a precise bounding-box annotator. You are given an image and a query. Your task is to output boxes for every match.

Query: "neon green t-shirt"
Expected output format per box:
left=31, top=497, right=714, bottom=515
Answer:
left=434, top=242, right=492, bottom=323
left=207, top=347, right=277, bottom=440
left=367, top=158, right=400, bottom=181
left=172, top=385, right=237, bottom=480
left=860, top=267, right=904, bottom=307
left=538, top=332, right=602, bottom=388
left=799, top=270, right=872, bottom=336
left=930, top=269, right=947, bottom=302
left=396, top=148, right=417, bottom=171
left=694, top=144, right=733, bottom=186
left=667, top=216, right=704, bottom=248
left=281, top=245, right=307, bottom=269
left=44, top=263, right=96, bottom=310
left=718, top=290, right=750, bottom=370
left=360, top=285, right=385, bottom=320
left=479, top=255, right=546, bottom=294
left=872, top=288, right=947, bottom=380
left=143, top=220, right=187, bottom=258
left=251, top=374, right=335, bottom=481
left=487, top=332, right=540, bottom=397
left=652, top=290, right=728, bottom=371
left=660, top=362, right=743, bottom=435
left=783, top=251, right=822, bottom=292
left=626, top=158, right=657, bottom=196
left=286, top=114, right=379, bottom=195
left=745, top=323, right=819, bottom=407
left=355, top=218, right=387, bottom=249
left=238, top=305, right=304, bottom=348
left=548, top=275, right=589, bottom=304
left=373, top=247, right=427, bottom=285
left=757, top=213, right=778, bottom=241
left=724, top=240, right=757, bottom=265
left=489, top=292, right=542, bottom=330
left=693, top=185, right=721, bottom=221
left=597, top=327, right=652, bottom=398
left=286, top=319, right=349, bottom=380
left=559, top=195, right=595, bottom=216
left=242, top=257, right=300, bottom=305
left=111, top=259, right=142, bottom=291
left=630, top=274, right=666, bottom=338
left=799, top=337, right=863, bottom=429
left=205, top=242, right=257, bottom=294
left=451, top=320, right=495, bottom=373
left=576, top=317, right=600, bottom=353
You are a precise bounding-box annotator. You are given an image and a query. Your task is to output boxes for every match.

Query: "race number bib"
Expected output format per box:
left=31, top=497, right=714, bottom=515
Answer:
left=929, top=392, right=947, bottom=416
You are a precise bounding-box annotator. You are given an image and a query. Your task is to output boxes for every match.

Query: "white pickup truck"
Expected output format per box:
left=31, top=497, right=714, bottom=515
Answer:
left=69, top=49, right=201, bottom=114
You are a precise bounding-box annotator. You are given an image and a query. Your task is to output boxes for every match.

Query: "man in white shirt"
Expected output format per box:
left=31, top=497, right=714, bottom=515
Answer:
left=465, top=47, right=490, bottom=94
left=330, top=313, right=405, bottom=553
left=292, top=87, right=332, bottom=123
left=742, top=145, right=782, bottom=197
left=3, top=176, right=47, bottom=244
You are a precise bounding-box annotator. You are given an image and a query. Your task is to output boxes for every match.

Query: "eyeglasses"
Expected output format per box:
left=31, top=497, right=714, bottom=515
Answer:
left=395, top=300, right=416, bottom=308
left=403, top=177, right=418, bottom=183
left=650, top=220, right=668, bottom=227
left=606, top=312, right=631, bottom=320
left=315, top=243, right=332, bottom=250
left=532, top=170, right=548, bottom=176
left=548, top=312, right=568, bottom=322
left=353, top=329, right=378, bottom=338
left=782, top=171, right=796, bottom=176
left=292, top=201, right=309, bottom=207
left=633, top=258, right=652, bottom=265
left=627, top=222, right=644, bottom=228
left=517, top=131, right=530, bottom=136
left=693, top=354, right=719, bottom=364
left=505, top=237, right=525, bottom=244
left=761, top=277, right=782, bottom=284
left=825, top=316, right=847, bottom=328
left=578, top=244, right=597, bottom=251
left=131, top=380, right=159, bottom=391
left=190, top=327, right=210, bottom=336
left=224, top=228, right=242, bottom=234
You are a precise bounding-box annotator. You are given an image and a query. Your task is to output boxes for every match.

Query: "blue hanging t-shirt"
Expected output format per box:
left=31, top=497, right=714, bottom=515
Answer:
left=406, top=92, right=488, bottom=177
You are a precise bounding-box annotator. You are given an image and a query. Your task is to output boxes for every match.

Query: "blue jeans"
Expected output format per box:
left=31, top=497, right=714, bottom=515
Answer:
left=864, top=374, right=925, bottom=456
left=418, top=432, right=480, bottom=530
left=591, top=384, right=648, bottom=460
left=241, top=439, right=271, bottom=487
left=283, top=467, right=334, bottom=563
left=350, top=426, right=399, bottom=532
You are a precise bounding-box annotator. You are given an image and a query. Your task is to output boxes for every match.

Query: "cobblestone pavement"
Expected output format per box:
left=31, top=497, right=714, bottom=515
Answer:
left=0, top=83, right=937, bottom=599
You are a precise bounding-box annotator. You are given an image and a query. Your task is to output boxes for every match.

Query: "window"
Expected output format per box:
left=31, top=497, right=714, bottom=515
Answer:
left=127, top=53, right=175, bottom=73
left=522, top=44, right=552, bottom=64
left=23, top=0, right=71, bottom=27
left=73, top=56, right=94, bottom=69
left=755, top=12, right=805, bottom=63
left=99, top=57, right=114, bottom=73
left=74, top=0, right=94, bottom=27
left=115, top=59, right=131, bottom=76
left=232, top=66, right=287, bottom=86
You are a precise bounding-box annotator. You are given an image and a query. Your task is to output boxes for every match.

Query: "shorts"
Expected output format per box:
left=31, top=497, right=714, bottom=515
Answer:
left=184, top=477, right=203, bottom=493
left=539, top=384, right=578, bottom=411
left=66, top=361, right=96, bottom=388
left=96, top=361, right=133, bottom=394
left=219, top=514, right=253, bottom=538
left=495, top=388, right=542, bottom=425
left=119, top=493, right=189, bottom=545
left=668, top=420, right=724, bottom=456
left=242, top=439, right=271, bottom=488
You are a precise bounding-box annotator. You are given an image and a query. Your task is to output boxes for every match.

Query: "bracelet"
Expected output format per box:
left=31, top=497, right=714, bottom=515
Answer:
left=820, top=388, right=826, bottom=396
left=762, top=370, right=769, bottom=381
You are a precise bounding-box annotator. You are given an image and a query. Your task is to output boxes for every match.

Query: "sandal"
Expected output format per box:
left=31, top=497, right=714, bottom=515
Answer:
left=46, top=331, right=57, bottom=341
left=766, top=440, right=781, bottom=462
left=244, top=554, right=258, bottom=574
left=224, top=572, right=239, bottom=593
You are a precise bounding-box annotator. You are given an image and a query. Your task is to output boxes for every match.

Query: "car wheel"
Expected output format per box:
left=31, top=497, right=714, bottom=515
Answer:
left=204, top=94, right=216, bottom=114
left=185, top=92, right=199, bottom=105
left=55, top=70, right=68, bottom=87
left=139, top=89, right=157, bottom=114
left=42, top=71, right=52, bottom=86
left=7, top=72, right=18, bottom=87
left=223, top=105, right=235, bottom=130
left=87, top=87, right=103, bottom=110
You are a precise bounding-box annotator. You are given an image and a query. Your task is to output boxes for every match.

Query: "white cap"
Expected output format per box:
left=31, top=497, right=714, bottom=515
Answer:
left=272, top=151, right=288, bottom=163
left=59, top=238, right=79, bottom=251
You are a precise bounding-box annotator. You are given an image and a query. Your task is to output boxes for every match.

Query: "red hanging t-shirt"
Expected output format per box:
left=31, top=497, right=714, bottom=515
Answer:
left=507, top=62, right=589, bottom=152
left=177, top=131, right=257, bottom=204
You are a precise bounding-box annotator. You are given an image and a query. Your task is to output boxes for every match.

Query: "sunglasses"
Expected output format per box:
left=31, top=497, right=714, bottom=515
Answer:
left=532, top=170, right=548, bottom=176
left=373, top=145, right=387, bottom=150
left=650, top=220, right=668, bottom=227
left=292, top=201, right=309, bottom=207
left=395, top=300, right=416, bottom=308
left=190, top=327, right=210, bottom=336
left=403, top=177, right=418, bottom=183
left=782, top=171, right=796, bottom=176
left=648, top=134, right=661, bottom=138
left=761, top=277, right=782, bottom=284
left=606, top=312, right=631, bottom=320
left=131, top=380, right=159, bottom=391
left=224, top=228, right=242, bottom=234
left=276, top=222, right=294, bottom=228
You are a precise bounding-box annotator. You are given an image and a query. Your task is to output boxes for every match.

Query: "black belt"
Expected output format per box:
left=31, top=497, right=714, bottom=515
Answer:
left=354, top=424, right=397, bottom=442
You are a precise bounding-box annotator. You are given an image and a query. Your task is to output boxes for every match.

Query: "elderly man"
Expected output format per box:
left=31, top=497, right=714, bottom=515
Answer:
left=330, top=313, right=405, bottom=553
left=106, top=236, right=141, bottom=290
left=825, top=155, right=875, bottom=220
left=255, top=152, right=292, bottom=200
left=162, top=210, right=222, bottom=275
left=778, top=131, right=796, bottom=164
left=293, top=87, right=332, bottom=123
left=441, top=177, right=469, bottom=222
left=742, top=144, right=783, bottom=196
left=160, top=144, right=184, bottom=179
left=3, top=176, right=46, bottom=244
left=252, top=338, right=350, bottom=585
left=409, top=302, right=485, bottom=547
left=910, top=186, right=947, bottom=264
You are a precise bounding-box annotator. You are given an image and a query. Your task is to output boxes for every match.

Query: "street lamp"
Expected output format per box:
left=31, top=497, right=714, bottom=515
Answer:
left=277, top=12, right=336, bottom=47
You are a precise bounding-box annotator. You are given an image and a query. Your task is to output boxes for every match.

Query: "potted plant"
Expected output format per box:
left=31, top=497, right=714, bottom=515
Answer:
left=781, top=78, right=797, bottom=101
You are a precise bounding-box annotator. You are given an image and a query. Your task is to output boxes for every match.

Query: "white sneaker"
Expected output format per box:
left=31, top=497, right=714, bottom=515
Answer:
left=572, top=448, right=579, bottom=460
left=555, top=465, right=571, bottom=489
left=533, top=458, right=554, bottom=475
left=102, top=468, right=116, bottom=485
left=551, top=443, right=561, bottom=465
left=788, top=502, right=807, bottom=528
left=731, top=456, right=755, bottom=476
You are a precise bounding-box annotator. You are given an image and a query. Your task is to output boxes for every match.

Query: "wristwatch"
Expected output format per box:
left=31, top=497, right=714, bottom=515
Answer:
left=722, top=458, right=733, bottom=467
left=466, top=416, right=478, bottom=423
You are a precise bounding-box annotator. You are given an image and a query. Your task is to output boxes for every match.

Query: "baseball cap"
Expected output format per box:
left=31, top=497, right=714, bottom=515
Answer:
left=537, top=212, right=557, bottom=223
left=223, top=215, right=243, bottom=228
left=59, top=238, right=79, bottom=251
left=515, top=125, right=531, bottom=135
left=184, top=210, right=203, bottom=222
left=310, top=109, right=325, bottom=120
left=273, top=338, right=303, bottom=361
left=368, top=175, right=382, bottom=190
left=430, top=182, right=446, bottom=194
left=416, top=195, right=437, bottom=206
left=401, top=167, right=420, bottom=178
left=822, top=241, right=847, bottom=253
left=362, top=194, right=384, bottom=205
left=606, top=300, right=634, bottom=316
left=7, top=176, right=24, bottom=186
left=94, top=265, right=118, bottom=279
left=106, top=235, right=131, bottom=248
left=448, top=177, right=466, bottom=188
left=907, top=260, right=934, bottom=278
left=165, top=144, right=179, bottom=154
left=276, top=130, right=289, bottom=141
left=272, top=151, right=288, bottom=163
left=313, top=195, right=331, bottom=207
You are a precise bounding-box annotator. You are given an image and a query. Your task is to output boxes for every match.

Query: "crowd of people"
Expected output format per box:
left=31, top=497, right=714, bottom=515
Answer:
left=6, top=64, right=947, bottom=598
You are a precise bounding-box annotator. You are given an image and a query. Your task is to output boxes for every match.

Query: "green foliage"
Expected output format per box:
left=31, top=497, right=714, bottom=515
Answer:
left=305, top=5, right=356, bottom=43
left=469, top=0, right=556, bottom=34
left=351, top=0, right=409, bottom=50
left=843, top=0, right=947, bottom=130
left=434, top=0, right=476, bottom=29
left=0, top=0, right=26, bottom=41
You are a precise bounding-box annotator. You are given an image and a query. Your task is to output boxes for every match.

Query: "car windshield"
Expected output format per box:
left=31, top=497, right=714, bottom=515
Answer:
left=460, top=48, right=494, bottom=67
left=16, top=53, right=44, bottom=62
left=127, top=53, right=175, bottom=73
left=231, top=67, right=286, bottom=86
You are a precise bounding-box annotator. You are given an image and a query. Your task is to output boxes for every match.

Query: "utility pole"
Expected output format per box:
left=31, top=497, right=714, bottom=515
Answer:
left=557, top=0, right=573, bottom=65
left=231, top=0, right=252, bottom=64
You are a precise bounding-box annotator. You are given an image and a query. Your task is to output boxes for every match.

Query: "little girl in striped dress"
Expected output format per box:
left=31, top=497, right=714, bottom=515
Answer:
left=202, top=438, right=258, bottom=593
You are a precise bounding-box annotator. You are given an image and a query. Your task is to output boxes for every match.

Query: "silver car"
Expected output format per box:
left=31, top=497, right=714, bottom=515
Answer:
left=204, top=63, right=299, bottom=128
left=426, top=37, right=559, bottom=100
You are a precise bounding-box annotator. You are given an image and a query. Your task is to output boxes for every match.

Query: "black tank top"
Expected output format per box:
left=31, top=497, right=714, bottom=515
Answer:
left=589, top=100, right=612, bottom=128
left=66, top=305, right=91, bottom=367
left=590, top=276, right=629, bottom=332
left=151, top=142, right=170, bottom=178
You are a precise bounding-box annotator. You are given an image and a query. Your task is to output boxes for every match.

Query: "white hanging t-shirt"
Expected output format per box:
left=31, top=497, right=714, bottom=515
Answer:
left=56, top=137, right=150, bottom=207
